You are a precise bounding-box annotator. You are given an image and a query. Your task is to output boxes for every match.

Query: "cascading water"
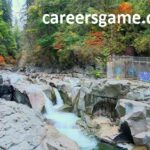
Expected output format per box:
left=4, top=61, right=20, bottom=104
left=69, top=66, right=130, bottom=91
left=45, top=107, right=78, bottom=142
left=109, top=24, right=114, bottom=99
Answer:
left=44, top=88, right=98, bottom=150
left=53, top=88, right=64, bottom=109
left=43, top=92, right=54, bottom=113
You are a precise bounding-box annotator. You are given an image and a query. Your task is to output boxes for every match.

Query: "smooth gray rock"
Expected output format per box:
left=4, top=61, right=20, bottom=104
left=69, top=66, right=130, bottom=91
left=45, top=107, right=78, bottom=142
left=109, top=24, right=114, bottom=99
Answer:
left=126, top=86, right=150, bottom=102
left=0, top=85, right=32, bottom=107
left=0, top=100, right=45, bottom=150
left=134, top=131, right=150, bottom=148
left=0, top=100, right=79, bottom=150
left=116, top=99, right=150, bottom=148
left=74, top=79, right=130, bottom=118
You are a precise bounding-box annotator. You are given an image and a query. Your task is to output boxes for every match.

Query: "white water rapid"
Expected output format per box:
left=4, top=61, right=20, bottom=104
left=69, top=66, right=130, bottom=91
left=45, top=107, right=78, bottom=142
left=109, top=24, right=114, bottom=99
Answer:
left=44, top=88, right=98, bottom=150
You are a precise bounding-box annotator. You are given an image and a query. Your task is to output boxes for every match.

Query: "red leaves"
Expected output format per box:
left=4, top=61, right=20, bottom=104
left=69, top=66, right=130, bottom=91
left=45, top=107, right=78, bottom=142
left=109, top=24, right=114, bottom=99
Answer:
left=86, top=39, right=103, bottom=46
left=90, top=32, right=103, bottom=37
left=0, top=55, right=5, bottom=65
left=118, top=2, right=133, bottom=14
left=53, top=43, right=63, bottom=50
left=85, top=32, right=103, bottom=46
left=53, top=33, right=63, bottom=51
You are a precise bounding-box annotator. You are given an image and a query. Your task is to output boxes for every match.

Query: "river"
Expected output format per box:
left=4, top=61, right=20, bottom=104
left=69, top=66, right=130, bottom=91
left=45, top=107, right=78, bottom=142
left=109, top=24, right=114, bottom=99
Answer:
left=44, top=88, right=98, bottom=150
left=0, top=70, right=119, bottom=150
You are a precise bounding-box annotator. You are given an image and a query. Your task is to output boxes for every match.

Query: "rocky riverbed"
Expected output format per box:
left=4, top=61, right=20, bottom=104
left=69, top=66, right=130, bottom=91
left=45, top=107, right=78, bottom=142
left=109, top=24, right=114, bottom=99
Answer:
left=0, top=68, right=150, bottom=150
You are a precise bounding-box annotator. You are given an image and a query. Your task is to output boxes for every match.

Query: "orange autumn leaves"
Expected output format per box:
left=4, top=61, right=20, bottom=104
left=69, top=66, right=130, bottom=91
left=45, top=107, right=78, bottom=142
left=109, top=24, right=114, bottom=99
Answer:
left=118, top=2, right=133, bottom=14
left=53, top=33, right=64, bottom=51
left=53, top=2, right=135, bottom=51
left=0, top=55, right=5, bottom=65
left=53, top=31, right=104, bottom=51
left=0, top=55, right=17, bottom=65
left=85, top=32, right=103, bottom=46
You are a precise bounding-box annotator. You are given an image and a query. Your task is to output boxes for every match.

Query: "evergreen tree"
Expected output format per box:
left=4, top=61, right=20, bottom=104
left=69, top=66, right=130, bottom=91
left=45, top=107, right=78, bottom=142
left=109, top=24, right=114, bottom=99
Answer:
left=0, top=0, right=16, bottom=57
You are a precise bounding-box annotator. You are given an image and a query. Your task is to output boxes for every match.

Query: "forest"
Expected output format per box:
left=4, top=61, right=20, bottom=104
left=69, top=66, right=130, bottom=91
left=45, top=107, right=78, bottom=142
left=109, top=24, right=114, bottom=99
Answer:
left=0, top=0, right=16, bottom=64
left=1, top=0, right=150, bottom=69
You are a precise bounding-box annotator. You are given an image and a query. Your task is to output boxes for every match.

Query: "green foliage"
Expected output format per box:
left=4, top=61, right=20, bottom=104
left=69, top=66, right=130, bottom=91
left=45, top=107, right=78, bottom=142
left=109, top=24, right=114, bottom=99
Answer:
left=134, top=29, right=150, bottom=54
left=24, top=0, right=150, bottom=68
left=90, top=69, right=102, bottom=79
left=1, top=0, right=12, bottom=24
left=0, top=18, right=16, bottom=57
left=0, top=0, right=17, bottom=58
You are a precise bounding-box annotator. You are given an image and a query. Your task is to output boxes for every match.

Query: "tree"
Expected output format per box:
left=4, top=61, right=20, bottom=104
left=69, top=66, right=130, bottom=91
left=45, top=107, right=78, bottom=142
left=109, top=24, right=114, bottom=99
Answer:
left=0, top=0, right=16, bottom=57
left=1, top=0, right=12, bottom=25
left=23, top=0, right=150, bottom=68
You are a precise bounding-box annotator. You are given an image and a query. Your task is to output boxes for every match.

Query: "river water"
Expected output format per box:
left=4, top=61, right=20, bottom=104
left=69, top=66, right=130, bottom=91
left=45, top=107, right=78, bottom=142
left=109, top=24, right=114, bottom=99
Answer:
left=0, top=71, right=118, bottom=150
left=44, top=88, right=98, bottom=150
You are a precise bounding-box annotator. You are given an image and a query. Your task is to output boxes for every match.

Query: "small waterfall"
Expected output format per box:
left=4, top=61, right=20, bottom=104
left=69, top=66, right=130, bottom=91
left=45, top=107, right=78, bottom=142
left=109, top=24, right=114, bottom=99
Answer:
left=53, top=88, right=64, bottom=109
left=44, top=88, right=98, bottom=150
left=43, top=93, right=54, bottom=115
left=43, top=88, right=64, bottom=114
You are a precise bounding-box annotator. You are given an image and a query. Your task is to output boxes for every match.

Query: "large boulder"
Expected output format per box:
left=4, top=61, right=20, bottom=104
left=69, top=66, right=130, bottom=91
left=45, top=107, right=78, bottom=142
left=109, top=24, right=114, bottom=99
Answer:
left=73, top=86, right=92, bottom=115
left=59, top=84, right=80, bottom=106
left=26, top=90, right=46, bottom=112
left=89, top=116, right=119, bottom=144
left=13, top=84, right=49, bottom=112
left=0, top=85, right=13, bottom=100
left=57, top=77, right=81, bottom=107
left=12, top=88, right=32, bottom=107
left=126, top=85, right=150, bottom=102
left=125, top=110, right=147, bottom=136
left=134, top=131, right=150, bottom=148
left=92, top=80, right=130, bottom=99
left=0, top=71, right=45, bottom=111
left=116, top=99, right=150, bottom=117
left=116, top=99, right=150, bottom=149
left=0, top=85, right=32, bottom=107
left=74, top=79, right=130, bottom=118
left=43, top=125, right=80, bottom=150
left=0, top=100, right=79, bottom=150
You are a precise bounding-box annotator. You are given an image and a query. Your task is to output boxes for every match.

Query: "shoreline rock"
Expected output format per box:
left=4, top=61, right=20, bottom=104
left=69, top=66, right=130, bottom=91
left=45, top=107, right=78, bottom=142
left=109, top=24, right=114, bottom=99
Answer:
left=116, top=99, right=150, bottom=149
left=0, top=100, right=80, bottom=150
